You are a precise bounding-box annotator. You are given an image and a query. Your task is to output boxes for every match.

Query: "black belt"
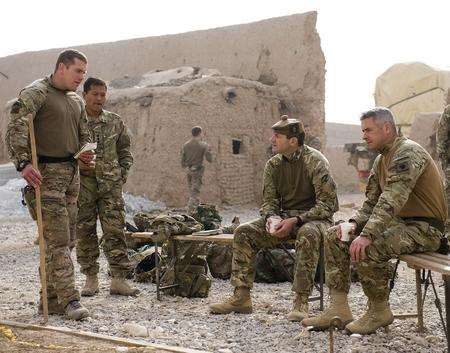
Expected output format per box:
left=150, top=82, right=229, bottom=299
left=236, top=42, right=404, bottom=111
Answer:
left=38, top=155, right=75, bottom=164
left=402, top=217, right=445, bottom=233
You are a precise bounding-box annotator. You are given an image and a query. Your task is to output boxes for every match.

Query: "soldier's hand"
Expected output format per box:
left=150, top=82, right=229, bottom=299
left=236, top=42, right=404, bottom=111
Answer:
left=22, top=164, right=42, bottom=188
left=79, top=150, right=95, bottom=164
left=79, top=151, right=96, bottom=168
left=349, top=235, right=372, bottom=262
left=272, top=218, right=296, bottom=238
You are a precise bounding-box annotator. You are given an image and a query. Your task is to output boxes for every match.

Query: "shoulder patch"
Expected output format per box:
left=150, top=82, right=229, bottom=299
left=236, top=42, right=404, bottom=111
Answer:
left=391, top=156, right=410, bottom=173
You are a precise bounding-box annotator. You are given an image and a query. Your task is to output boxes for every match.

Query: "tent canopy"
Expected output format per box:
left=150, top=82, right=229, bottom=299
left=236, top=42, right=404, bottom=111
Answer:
left=374, top=62, right=450, bottom=136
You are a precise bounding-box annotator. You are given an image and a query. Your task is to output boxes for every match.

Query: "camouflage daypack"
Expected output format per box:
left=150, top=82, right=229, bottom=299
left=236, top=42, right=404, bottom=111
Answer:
left=133, top=212, right=203, bottom=236
left=206, top=244, right=233, bottom=279
left=132, top=211, right=211, bottom=297
left=255, top=248, right=295, bottom=283
left=191, top=204, right=222, bottom=230
left=160, top=256, right=212, bottom=298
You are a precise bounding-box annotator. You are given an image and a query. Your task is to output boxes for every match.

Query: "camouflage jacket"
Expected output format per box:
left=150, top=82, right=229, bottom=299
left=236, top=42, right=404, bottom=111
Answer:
left=351, top=136, right=447, bottom=241
left=82, top=110, right=133, bottom=183
left=5, top=76, right=90, bottom=169
left=260, top=145, right=338, bottom=223
left=436, top=105, right=450, bottom=168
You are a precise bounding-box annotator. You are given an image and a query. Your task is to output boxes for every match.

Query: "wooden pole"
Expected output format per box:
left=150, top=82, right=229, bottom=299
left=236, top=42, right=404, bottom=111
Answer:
left=27, top=113, right=48, bottom=323
left=0, top=320, right=211, bottom=353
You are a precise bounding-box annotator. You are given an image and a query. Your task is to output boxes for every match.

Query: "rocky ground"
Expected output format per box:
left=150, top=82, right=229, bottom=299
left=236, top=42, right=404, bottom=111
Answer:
left=0, top=173, right=448, bottom=353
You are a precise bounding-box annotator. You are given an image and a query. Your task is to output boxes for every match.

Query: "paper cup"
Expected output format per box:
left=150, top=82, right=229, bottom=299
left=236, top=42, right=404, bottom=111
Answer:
left=340, top=222, right=354, bottom=242
left=268, top=216, right=282, bottom=234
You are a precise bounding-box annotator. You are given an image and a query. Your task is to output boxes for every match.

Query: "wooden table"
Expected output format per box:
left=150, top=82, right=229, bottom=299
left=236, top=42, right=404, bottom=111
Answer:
left=130, top=232, right=324, bottom=308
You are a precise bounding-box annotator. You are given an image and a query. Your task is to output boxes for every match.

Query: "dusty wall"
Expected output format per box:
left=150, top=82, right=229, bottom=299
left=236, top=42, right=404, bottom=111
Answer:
left=323, top=123, right=361, bottom=193
left=107, top=76, right=288, bottom=206
left=0, top=12, right=325, bottom=164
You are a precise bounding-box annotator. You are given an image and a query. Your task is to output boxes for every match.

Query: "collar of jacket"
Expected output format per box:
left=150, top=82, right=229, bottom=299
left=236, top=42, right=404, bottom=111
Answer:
left=282, top=146, right=303, bottom=162
left=379, top=136, right=405, bottom=156
left=87, top=110, right=107, bottom=123
left=46, top=75, right=69, bottom=93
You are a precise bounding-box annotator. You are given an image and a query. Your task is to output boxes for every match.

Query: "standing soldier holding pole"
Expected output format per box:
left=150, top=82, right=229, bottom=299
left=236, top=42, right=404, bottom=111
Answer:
left=76, top=77, right=139, bottom=297
left=6, top=49, right=94, bottom=320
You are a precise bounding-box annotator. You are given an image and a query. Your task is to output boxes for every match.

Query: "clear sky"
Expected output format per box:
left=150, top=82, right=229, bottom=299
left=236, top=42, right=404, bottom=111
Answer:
left=1, top=0, right=449, bottom=125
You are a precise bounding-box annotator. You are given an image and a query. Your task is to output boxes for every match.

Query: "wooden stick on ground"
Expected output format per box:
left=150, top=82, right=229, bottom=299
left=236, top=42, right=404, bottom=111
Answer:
left=28, top=113, right=48, bottom=323
left=0, top=320, right=211, bottom=353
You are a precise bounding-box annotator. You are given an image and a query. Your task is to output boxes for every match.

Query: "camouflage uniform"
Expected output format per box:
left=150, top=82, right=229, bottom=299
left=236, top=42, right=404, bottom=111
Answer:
left=326, top=137, right=446, bottom=301
left=180, top=138, right=213, bottom=213
left=231, top=146, right=338, bottom=296
left=436, top=104, right=450, bottom=228
left=76, top=110, right=134, bottom=278
left=5, top=76, right=91, bottom=308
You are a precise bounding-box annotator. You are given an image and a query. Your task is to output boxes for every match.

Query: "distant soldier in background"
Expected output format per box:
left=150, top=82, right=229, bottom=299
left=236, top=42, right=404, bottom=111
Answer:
left=437, top=103, right=450, bottom=230
left=76, top=77, right=139, bottom=297
left=181, top=126, right=213, bottom=214
left=304, top=123, right=322, bottom=150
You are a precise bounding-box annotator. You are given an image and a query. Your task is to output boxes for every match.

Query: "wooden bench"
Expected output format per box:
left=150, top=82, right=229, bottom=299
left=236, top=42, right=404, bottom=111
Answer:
left=394, top=252, right=450, bottom=349
left=131, top=232, right=324, bottom=309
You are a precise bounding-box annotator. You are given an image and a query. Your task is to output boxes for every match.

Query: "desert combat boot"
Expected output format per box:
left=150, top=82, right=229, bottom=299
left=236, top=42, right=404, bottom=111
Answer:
left=81, top=275, right=99, bottom=297
left=345, top=299, right=394, bottom=334
left=110, top=277, right=140, bottom=296
left=209, top=287, right=252, bottom=314
left=65, top=300, right=90, bottom=320
left=301, top=289, right=353, bottom=330
left=287, top=293, right=309, bottom=321
left=38, top=300, right=65, bottom=315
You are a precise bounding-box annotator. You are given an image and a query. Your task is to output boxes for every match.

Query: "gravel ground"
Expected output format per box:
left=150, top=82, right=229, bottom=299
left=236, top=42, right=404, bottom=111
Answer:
left=0, top=178, right=448, bottom=353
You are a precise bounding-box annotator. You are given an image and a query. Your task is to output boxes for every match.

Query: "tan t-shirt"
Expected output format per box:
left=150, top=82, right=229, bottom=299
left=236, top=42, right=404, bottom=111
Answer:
left=32, top=78, right=85, bottom=157
left=181, top=138, right=212, bottom=168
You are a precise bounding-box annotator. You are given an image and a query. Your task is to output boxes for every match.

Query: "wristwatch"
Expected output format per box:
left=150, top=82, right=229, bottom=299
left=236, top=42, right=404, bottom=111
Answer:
left=17, top=160, right=30, bottom=172
left=296, top=215, right=303, bottom=227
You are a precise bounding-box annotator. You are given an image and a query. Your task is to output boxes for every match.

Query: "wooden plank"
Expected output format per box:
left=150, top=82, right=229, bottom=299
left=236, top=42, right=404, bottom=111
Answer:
left=0, top=320, right=211, bottom=353
left=425, top=252, right=450, bottom=261
left=173, top=234, right=234, bottom=244
left=191, top=229, right=222, bottom=236
left=400, top=254, right=450, bottom=275
left=412, top=253, right=450, bottom=267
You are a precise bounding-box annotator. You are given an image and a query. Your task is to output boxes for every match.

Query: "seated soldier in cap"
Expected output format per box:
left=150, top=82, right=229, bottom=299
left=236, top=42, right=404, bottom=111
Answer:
left=209, top=115, right=338, bottom=321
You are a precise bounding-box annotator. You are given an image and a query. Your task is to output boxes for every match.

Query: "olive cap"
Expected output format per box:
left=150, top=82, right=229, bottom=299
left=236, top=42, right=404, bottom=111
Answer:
left=271, top=115, right=304, bottom=136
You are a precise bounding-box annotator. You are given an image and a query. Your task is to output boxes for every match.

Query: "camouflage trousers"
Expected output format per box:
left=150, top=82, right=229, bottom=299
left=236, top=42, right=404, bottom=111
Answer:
left=231, top=217, right=331, bottom=296
left=39, top=162, right=80, bottom=308
left=325, top=217, right=442, bottom=301
left=186, top=166, right=204, bottom=213
left=76, top=176, right=133, bottom=278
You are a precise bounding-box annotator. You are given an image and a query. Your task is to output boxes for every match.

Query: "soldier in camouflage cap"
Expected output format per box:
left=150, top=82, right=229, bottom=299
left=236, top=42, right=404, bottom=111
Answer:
left=303, top=107, right=447, bottom=334
left=209, top=115, right=338, bottom=321
left=76, top=77, right=138, bottom=297
left=5, top=49, right=94, bottom=320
